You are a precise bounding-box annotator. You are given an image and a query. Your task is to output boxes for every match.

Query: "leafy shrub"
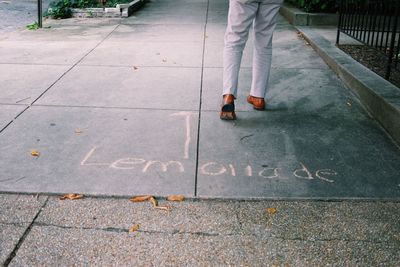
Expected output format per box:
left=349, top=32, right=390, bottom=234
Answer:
left=45, top=0, right=72, bottom=18
left=287, top=0, right=338, bottom=13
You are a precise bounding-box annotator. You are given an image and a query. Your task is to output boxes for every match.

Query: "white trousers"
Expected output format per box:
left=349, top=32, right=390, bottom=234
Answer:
left=223, top=0, right=283, bottom=98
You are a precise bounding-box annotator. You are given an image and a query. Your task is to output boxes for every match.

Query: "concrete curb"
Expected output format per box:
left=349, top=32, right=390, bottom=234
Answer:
left=280, top=2, right=338, bottom=26
left=296, top=26, right=400, bottom=145
left=70, top=0, right=146, bottom=18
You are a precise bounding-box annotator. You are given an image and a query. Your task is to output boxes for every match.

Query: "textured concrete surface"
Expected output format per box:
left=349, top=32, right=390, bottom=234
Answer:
left=0, top=105, right=26, bottom=130
left=1, top=0, right=400, bottom=264
left=297, top=25, right=400, bottom=145
left=0, top=106, right=198, bottom=196
left=2, top=195, right=399, bottom=266
left=0, top=0, right=51, bottom=35
left=0, top=194, right=47, bottom=265
left=0, top=0, right=399, bottom=199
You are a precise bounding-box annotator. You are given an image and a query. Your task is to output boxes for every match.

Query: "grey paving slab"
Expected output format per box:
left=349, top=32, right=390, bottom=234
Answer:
left=0, top=40, right=99, bottom=65
left=236, top=201, right=400, bottom=243
left=0, top=194, right=47, bottom=224
left=0, top=223, right=27, bottom=265
left=37, top=197, right=240, bottom=235
left=10, top=224, right=400, bottom=266
left=107, top=23, right=204, bottom=43
left=204, top=29, right=328, bottom=69
left=202, top=68, right=345, bottom=112
left=36, top=66, right=201, bottom=110
left=0, top=105, right=26, bottom=130
left=197, top=110, right=400, bottom=198
left=4, top=23, right=118, bottom=42
left=80, top=41, right=203, bottom=67
left=0, top=64, right=70, bottom=105
left=0, top=106, right=198, bottom=196
left=124, top=0, right=207, bottom=25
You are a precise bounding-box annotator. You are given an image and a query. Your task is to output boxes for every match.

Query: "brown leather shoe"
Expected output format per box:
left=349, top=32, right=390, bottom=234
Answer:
left=247, top=95, right=265, bottom=110
left=220, top=94, right=236, bottom=120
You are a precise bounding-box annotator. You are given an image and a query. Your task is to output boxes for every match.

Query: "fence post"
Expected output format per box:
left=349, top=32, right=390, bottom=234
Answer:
left=38, top=0, right=43, bottom=28
left=386, top=2, right=398, bottom=80
left=336, top=0, right=343, bottom=45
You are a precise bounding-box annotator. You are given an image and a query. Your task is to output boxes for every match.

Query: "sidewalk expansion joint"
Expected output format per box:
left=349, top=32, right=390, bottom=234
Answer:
left=32, top=222, right=241, bottom=238
left=270, top=235, right=390, bottom=245
left=3, top=196, right=49, bottom=267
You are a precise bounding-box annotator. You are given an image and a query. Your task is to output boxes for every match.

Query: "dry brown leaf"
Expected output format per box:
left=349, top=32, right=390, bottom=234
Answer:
left=149, top=196, right=158, bottom=207
left=167, top=195, right=185, bottom=202
left=130, top=195, right=152, bottom=202
left=30, top=150, right=40, bottom=157
left=128, top=224, right=140, bottom=233
left=74, top=128, right=82, bottom=134
left=155, top=206, right=171, bottom=212
left=133, top=66, right=138, bottom=70
left=60, top=193, right=83, bottom=200
left=162, top=58, right=167, bottom=62
left=267, top=207, right=277, bottom=215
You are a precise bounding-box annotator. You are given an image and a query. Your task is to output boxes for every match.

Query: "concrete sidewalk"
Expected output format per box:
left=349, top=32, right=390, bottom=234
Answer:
left=0, top=0, right=399, bottom=265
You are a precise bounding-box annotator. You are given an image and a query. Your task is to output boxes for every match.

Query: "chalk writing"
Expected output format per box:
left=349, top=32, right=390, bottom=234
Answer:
left=81, top=147, right=337, bottom=183
left=170, top=111, right=195, bottom=160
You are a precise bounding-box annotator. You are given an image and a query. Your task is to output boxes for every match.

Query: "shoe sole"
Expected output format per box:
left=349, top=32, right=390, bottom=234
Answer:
left=247, top=99, right=265, bottom=110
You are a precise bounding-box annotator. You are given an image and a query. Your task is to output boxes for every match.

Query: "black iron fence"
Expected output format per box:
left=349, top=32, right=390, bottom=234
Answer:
left=337, top=0, right=400, bottom=79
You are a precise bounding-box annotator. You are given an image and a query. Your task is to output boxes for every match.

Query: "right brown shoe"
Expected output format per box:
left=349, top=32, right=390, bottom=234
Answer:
left=220, top=94, right=236, bottom=120
left=247, top=95, right=265, bottom=110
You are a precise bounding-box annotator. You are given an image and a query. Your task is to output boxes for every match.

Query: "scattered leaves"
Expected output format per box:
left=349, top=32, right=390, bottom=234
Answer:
left=149, top=196, right=158, bottom=207
left=30, top=150, right=40, bottom=157
left=129, top=224, right=140, bottom=233
left=267, top=207, right=277, bottom=215
left=130, top=195, right=152, bottom=202
left=74, top=128, right=83, bottom=134
left=60, top=193, right=83, bottom=200
left=167, top=195, right=185, bottom=202
left=155, top=206, right=171, bottom=212
left=130, top=195, right=171, bottom=211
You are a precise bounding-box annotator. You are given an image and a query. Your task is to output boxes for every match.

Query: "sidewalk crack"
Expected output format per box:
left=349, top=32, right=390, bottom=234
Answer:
left=3, top=196, right=49, bottom=266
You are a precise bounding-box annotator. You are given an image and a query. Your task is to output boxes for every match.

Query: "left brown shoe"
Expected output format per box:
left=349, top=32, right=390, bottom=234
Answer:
left=220, top=94, right=236, bottom=120
left=247, top=95, right=265, bottom=110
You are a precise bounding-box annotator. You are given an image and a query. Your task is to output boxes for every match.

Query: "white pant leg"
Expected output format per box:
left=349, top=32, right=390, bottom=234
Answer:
left=222, top=0, right=258, bottom=97
left=250, top=0, right=282, bottom=98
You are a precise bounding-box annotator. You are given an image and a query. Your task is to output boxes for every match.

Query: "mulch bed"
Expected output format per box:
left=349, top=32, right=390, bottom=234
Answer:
left=338, top=44, right=400, bottom=89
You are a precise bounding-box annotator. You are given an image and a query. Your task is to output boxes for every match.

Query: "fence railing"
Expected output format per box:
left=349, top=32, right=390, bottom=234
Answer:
left=336, top=0, right=400, bottom=79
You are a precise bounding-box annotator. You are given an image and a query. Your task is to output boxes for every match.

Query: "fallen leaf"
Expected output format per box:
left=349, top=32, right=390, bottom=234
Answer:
left=130, top=195, right=152, bottom=202
left=305, top=42, right=310, bottom=45
left=129, top=224, right=140, bottom=233
left=346, top=101, right=352, bottom=107
left=167, top=195, right=185, bottom=201
left=30, top=150, right=40, bottom=157
left=149, top=196, right=158, bottom=207
left=155, top=206, right=171, bottom=212
left=133, top=66, right=138, bottom=70
left=60, top=193, right=83, bottom=200
left=162, top=58, right=167, bottom=62
left=74, top=128, right=82, bottom=134
left=267, top=207, right=277, bottom=215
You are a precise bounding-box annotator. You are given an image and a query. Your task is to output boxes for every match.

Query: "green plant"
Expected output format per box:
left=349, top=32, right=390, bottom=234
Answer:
left=26, top=22, right=40, bottom=30
left=287, top=0, right=337, bottom=13
left=45, top=0, right=72, bottom=19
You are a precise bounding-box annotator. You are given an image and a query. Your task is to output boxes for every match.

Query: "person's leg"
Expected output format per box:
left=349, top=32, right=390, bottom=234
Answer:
left=222, top=0, right=258, bottom=97
left=249, top=0, right=282, bottom=99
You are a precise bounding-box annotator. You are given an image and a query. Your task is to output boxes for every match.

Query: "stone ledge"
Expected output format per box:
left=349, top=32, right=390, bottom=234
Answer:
left=71, top=0, right=146, bottom=18
left=297, top=26, right=400, bottom=145
left=280, top=2, right=338, bottom=26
